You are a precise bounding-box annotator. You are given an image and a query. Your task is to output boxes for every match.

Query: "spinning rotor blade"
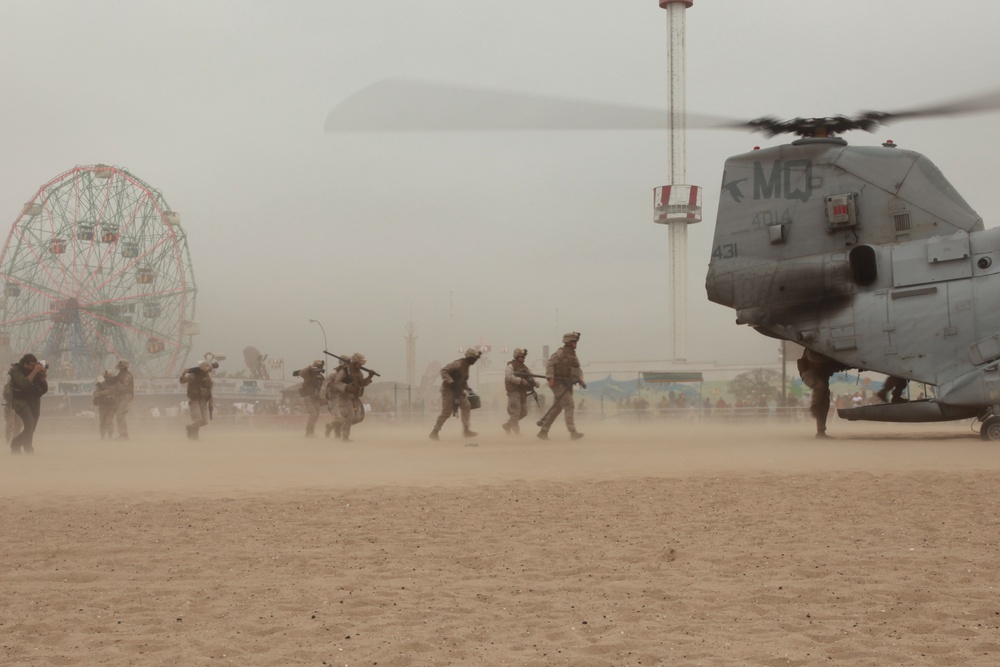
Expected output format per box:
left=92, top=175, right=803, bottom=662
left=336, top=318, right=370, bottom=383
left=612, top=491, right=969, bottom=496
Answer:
left=867, top=87, right=1000, bottom=124
left=325, top=78, right=742, bottom=132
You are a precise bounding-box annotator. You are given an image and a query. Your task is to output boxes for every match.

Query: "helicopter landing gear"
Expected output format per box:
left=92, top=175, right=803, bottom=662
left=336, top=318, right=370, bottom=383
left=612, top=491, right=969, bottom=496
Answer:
left=980, top=416, right=1000, bottom=441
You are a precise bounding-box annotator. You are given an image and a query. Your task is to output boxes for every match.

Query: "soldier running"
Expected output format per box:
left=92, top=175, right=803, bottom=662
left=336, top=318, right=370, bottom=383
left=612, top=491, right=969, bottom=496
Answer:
left=538, top=332, right=587, bottom=440
left=797, top=348, right=848, bottom=438
left=296, top=359, right=326, bottom=437
left=325, top=353, right=375, bottom=441
left=429, top=348, right=481, bottom=440
left=502, top=348, right=538, bottom=435
left=180, top=360, right=214, bottom=440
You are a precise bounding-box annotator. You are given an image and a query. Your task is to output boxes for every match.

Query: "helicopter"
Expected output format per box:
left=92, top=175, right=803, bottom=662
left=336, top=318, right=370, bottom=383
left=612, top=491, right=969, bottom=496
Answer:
left=703, top=91, right=1000, bottom=439
left=326, top=81, right=1000, bottom=439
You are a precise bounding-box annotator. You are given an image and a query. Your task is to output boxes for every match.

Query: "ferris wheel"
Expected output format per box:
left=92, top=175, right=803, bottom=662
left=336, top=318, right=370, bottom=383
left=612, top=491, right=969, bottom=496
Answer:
left=0, top=164, right=197, bottom=379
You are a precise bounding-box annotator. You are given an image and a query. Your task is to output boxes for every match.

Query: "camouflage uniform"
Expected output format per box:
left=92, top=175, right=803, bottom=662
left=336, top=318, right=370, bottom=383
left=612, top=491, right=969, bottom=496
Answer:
left=3, top=380, right=22, bottom=443
left=180, top=361, right=213, bottom=440
left=297, top=360, right=326, bottom=437
left=429, top=348, right=482, bottom=440
left=538, top=332, right=586, bottom=440
left=113, top=360, right=134, bottom=439
left=8, top=354, right=48, bottom=454
left=502, top=348, right=538, bottom=435
left=797, top=348, right=847, bottom=438
left=325, top=353, right=374, bottom=441
left=93, top=372, right=119, bottom=439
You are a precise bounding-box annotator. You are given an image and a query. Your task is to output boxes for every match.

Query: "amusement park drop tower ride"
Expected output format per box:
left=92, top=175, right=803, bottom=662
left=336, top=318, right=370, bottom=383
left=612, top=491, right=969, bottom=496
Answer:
left=653, top=0, right=702, bottom=362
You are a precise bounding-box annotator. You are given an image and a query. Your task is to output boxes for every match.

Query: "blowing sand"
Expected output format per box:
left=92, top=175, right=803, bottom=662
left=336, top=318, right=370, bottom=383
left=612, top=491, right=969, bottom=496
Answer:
left=3, top=416, right=1000, bottom=666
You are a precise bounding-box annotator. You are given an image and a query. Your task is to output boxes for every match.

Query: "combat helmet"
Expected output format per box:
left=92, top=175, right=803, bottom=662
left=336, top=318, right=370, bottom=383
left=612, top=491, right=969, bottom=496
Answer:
left=562, top=331, right=581, bottom=344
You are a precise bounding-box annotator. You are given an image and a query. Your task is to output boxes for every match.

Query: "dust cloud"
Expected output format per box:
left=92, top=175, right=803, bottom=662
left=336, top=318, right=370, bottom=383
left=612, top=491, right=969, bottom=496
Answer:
left=3, top=415, right=994, bottom=498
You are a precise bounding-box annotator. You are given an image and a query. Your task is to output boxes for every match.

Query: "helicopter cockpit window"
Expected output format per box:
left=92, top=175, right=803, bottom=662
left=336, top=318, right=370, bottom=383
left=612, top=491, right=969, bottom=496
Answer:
left=849, top=245, right=878, bottom=286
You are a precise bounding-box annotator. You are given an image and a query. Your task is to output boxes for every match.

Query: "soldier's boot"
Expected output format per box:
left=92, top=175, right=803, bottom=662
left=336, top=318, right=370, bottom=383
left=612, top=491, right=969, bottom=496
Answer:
left=570, top=431, right=585, bottom=440
left=463, top=427, right=478, bottom=438
left=185, top=424, right=195, bottom=440
left=341, top=425, right=352, bottom=442
left=512, top=423, right=521, bottom=436
left=324, top=422, right=334, bottom=438
left=188, top=425, right=200, bottom=441
left=501, top=422, right=512, bottom=435
left=875, top=389, right=888, bottom=403
left=536, top=430, right=549, bottom=440
left=333, top=422, right=342, bottom=437
left=430, top=415, right=448, bottom=439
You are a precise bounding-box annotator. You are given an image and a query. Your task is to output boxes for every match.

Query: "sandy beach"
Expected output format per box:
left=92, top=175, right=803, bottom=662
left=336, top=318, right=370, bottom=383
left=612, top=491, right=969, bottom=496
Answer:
left=3, top=416, right=1000, bottom=666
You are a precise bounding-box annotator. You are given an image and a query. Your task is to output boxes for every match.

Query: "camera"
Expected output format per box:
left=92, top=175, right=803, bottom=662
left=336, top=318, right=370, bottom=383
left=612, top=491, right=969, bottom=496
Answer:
left=38, top=359, right=48, bottom=370
left=185, top=361, right=219, bottom=374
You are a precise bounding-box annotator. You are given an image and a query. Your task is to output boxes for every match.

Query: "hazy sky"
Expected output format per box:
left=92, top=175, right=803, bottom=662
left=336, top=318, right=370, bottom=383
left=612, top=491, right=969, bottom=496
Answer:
left=1, top=1, right=998, bottom=381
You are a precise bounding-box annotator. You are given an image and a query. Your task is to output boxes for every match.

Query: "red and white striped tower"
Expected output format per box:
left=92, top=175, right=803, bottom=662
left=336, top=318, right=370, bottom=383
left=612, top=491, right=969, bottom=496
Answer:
left=653, top=0, right=701, bottom=362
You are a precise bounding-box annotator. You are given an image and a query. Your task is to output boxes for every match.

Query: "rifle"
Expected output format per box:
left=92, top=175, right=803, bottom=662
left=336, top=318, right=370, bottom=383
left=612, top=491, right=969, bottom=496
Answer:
left=513, top=372, right=542, bottom=409
left=322, top=350, right=381, bottom=377
left=533, top=376, right=585, bottom=427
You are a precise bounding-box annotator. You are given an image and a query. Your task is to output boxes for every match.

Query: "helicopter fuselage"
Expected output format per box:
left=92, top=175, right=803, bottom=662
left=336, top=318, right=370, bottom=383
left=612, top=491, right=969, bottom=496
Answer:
left=706, top=137, right=1000, bottom=422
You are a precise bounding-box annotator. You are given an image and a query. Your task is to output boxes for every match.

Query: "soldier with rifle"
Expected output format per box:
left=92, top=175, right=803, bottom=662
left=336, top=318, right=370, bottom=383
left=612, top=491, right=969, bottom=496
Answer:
left=294, top=359, right=326, bottom=437
left=503, top=348, right=539, bottom=435
left=538, top=332, right=587, bottom=440
left=325, top=352, right=376, bottom=441
left=322, top=353, right=349, bottom=438
left=179, top=360, right=214, bottom=440
left=429, top=347, right=481, bottom=440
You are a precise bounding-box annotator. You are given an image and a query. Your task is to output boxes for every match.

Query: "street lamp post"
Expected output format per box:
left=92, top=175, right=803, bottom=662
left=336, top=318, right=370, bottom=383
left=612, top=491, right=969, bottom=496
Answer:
left=308, top=319, right=328, bottom=356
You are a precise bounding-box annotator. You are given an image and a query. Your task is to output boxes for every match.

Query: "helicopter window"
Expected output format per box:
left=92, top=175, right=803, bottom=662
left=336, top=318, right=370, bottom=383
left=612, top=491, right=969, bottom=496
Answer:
left=849, top=245, right=878, bottom=286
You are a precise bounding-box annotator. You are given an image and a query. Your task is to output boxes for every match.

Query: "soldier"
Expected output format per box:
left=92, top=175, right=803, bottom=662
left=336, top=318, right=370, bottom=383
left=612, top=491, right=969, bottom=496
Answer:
left=325, top=353, right=375, bottom=441
left=93, top=371, right=118, bottom=439
left=877, top=376, right=908, bottom=404
left=113, top=359, right=134, bottom=439
left=502, top=348, right=538, bottom=435
left=321, top=354, right=348, bottom=438
left=179, top=360, right=213, bottom=440
left=296, top=359, right=326, bottom=437
left=429, top=348, right=481, bottom=440
left=8, top=353, right=48, bottom=454
left=797, top=348, right=848, bottom=438
left=538, top=332, right=587, bottom=440
left=3, top=378, right=23, bottom=443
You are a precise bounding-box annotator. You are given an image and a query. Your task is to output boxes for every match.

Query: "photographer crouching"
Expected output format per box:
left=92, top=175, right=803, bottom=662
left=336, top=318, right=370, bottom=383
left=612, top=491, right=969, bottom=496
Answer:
left=9, top=353, right=48, bottom=454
